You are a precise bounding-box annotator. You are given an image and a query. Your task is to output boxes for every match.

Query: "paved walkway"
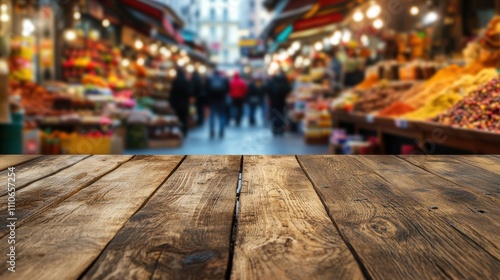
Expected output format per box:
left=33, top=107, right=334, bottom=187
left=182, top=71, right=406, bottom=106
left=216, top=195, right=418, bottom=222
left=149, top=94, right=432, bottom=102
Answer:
left=127, top=118, right=328, bottom=155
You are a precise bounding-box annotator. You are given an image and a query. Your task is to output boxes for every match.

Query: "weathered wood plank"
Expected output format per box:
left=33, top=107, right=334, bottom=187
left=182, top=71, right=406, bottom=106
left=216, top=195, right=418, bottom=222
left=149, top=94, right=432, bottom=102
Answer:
left=298, top=155, right=500, bottom=279
left=452, top=155, right=500, bottom=176
left=0, top=155, right=41, bottom=170
left=355, top=155, right=500, bottom=260
left=0, top=156, right=183, bottom=279
left=83, top=156, right=240, bottom=280
left=232, top=156, right=363, bottom=280
left=0, top=155, right=133, bottom=238
left=400, top=155, right=500, bottom=197
left=0, top=155, right=89, bottom=196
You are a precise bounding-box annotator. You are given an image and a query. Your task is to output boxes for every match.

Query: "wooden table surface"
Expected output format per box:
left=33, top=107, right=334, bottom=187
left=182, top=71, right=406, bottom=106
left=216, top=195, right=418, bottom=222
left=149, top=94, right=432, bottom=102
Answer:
left=1, top=155, right=499, bottom=279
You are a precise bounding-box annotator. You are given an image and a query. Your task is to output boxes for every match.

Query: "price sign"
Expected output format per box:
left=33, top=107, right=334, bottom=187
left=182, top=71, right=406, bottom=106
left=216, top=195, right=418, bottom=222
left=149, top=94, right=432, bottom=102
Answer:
left=395, top=119, right=409, bottom=129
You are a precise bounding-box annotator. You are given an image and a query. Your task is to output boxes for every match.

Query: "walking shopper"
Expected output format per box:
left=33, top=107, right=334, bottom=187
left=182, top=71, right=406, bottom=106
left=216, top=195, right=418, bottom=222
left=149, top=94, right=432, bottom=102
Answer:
left=229, top=72, right=248, bottom=127
left=247, top=74, right=267, bottom=126
left=169, top=66, right=192, bottom=137
left=206, top=68, right=230, bottom=138
left=191, top=70, right=206, bottom=126
left=268, top=70, right=291, bottom=135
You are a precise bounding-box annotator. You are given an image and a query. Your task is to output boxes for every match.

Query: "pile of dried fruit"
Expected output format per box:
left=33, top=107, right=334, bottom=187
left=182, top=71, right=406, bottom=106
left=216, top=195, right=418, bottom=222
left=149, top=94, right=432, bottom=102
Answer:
left=433, top=76, right=500, bottom=132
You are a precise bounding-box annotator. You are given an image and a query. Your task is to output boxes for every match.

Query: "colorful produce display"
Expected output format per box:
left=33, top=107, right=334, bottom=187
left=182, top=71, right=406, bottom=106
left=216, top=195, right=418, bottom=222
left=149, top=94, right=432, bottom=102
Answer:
left=434, top=76, right=500, bottom=132
left=8, top=81, right=54, bottom=116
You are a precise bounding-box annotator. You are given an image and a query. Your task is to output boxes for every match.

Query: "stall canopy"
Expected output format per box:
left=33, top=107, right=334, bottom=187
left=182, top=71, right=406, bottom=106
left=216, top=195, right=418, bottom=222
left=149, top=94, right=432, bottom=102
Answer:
left=117, top=0, right=184, bottom=44
left=262, top=0, right=362, bottom=50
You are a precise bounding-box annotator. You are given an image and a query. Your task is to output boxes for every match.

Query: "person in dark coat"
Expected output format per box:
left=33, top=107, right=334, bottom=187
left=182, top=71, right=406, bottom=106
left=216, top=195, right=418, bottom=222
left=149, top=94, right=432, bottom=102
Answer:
left=206, top=67, right=230, bottom=138
left=191, top=70, right=206, bottom=126
left=169, top=66, right=192, bottom=137
left=268, top=71, right=291, bottom=135
left=247, top=74, right=267, bottom=126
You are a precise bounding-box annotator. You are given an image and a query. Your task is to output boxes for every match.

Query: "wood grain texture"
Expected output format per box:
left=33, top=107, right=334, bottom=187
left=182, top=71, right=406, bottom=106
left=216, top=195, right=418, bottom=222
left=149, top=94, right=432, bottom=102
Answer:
left=83, top=156, right=240, bottom=280
left=298, top=155, right=500, bottom=279
left=355, top=155, right=500, bottom=260
left=0, top=155, right=89, bottom=196
left=0, top=156, right=183, bottom=280
left=400, top=155, right=500, bottom=197
left=0, top=155, right=133, bottom=238
left=0, top=155, right=41, bottom=170
left=232, top=156, right=363, bottom=280
left=452, top=155, right=500, bottom=176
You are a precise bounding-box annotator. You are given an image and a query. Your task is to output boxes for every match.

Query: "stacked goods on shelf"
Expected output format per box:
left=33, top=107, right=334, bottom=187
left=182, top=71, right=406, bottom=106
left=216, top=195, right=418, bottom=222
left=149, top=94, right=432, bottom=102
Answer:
left=477, top=16, right=500, bottom=68
left=404, top=68, right=498, bottom=120
left=303, top=101, right=331, bottom=145
left=288, top=82, right=331, bottom=123
left=8, top=81, right=54, bottom=116
left=147, top=115, right=183, bottom=148
left=62, top=37, right=121, bottom=83
left=9, top=37, right=34, bottom=81
left=434, top=76, right=500, bottom=133
left=330, top=90, right=358, bottom=112
left=41, top=130, right=114, bottom=154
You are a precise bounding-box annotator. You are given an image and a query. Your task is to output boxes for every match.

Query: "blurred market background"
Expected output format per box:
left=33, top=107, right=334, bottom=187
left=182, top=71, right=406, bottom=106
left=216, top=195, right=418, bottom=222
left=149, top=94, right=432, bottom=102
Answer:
left=0, top=0, right=499, bottom=155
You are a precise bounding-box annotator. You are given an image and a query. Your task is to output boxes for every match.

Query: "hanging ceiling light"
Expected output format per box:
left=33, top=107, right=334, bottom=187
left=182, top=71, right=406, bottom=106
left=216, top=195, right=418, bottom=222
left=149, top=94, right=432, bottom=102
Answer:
left=169, top=69, right=177, bottom=78
left=137, top=57, right=145, bottom=66
left=330, top=30, right=342, bottom=45
left=150, top=43, right=158, bottom=53
left=314, top=41, right=323, bottom=51
left=102, top=19, right=110, bottom=27
left=198, top=65, right=207, bottom=74
left=366, top=4, right=381, bottom=19
left=373, top=19, right=384, bottom=29
left=0, top=4, right=9, bottom=22
left=410, top=6, right=419, bottom=16
left=121, top=58, right=130, bottom=67
left=353, top=10, right=364, bottom=22
left=361, top=35, right=369, bottom=47
left=423, top=11, right=438, bottom=25
left=342, top=30, right=352, bottom=43
left=160, top=46, right=171, bottom=57
left=64, top=30, right=77, bottom=41
left=292, top=41, right=301, bottom=51
left=134, top=39, right=144, bottom=50
left=187, top=64, right=195, bottom=73
left=73, top=11, right=81, bottom=20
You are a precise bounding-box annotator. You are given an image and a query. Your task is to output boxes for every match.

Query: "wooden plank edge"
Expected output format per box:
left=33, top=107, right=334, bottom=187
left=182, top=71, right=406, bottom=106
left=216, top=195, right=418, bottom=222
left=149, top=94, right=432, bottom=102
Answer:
left=0, top=156, right=137, bottom=240
left=0, top=155, right=93, bottom=197
left=77, top=156, right=188, bottom=279
left=295, top=155, right=373, bottom=280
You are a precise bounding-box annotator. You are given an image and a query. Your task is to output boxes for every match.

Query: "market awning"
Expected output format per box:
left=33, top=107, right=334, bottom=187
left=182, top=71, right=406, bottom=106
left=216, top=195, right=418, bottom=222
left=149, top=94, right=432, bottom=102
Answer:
left=262, top=0, right=355, bottom=49
left=118, top=0, right=183, bottom=43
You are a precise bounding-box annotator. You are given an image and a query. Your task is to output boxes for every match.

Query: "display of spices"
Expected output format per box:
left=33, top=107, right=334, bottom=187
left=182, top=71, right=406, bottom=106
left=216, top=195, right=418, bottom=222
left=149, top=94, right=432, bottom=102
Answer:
left=434, top=77, right=500, bottom=132
left=404, top=91, right=463, bottom=120
left=355, top=74, right=379, bottom=90
left=378, top=102, right=415, bottom=117
left=353, top=82, right=414, bottom=114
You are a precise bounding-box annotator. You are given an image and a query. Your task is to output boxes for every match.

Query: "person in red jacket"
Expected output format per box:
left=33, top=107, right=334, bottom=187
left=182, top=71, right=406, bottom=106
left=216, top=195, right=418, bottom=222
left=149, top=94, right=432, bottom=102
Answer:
left=229, top=72, right=248, bottom=127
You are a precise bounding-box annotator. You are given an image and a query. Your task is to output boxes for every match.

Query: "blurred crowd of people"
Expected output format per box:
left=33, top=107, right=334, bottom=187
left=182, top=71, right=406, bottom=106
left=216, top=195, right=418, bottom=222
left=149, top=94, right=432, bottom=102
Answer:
left=169, top=66, right=291, bottom=139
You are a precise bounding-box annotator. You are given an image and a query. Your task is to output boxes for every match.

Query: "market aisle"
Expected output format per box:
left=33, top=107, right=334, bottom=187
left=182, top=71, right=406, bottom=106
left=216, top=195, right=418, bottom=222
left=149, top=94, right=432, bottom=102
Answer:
left=127, top=118, right=328, bottom=155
